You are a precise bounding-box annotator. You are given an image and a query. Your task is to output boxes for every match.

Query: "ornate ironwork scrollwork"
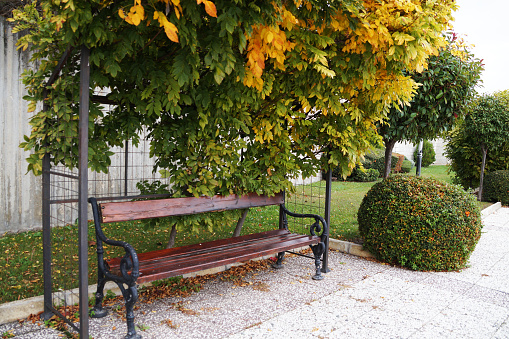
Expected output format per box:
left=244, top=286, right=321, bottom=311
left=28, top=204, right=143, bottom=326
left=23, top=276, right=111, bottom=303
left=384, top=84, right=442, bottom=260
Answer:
left=310, top=220, right=322, bottom=237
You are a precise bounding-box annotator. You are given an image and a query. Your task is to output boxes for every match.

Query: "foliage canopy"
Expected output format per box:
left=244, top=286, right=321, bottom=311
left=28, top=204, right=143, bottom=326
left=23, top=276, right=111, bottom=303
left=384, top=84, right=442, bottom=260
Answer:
left=446, top=91, right=509, bottom=198
left=12, top=0, right=457, bottom=198
left=377, top=32, right=483, bottom=178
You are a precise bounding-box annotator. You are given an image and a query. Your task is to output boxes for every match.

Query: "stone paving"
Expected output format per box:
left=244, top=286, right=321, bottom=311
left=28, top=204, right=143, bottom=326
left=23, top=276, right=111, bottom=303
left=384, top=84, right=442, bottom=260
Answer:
left=1, top=208, right=508, bottom=338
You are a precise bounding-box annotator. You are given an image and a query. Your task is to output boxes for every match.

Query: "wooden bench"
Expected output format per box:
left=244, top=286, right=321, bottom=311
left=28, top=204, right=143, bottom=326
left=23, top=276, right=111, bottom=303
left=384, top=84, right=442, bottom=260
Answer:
left=88, top=192, right=328, bottom=339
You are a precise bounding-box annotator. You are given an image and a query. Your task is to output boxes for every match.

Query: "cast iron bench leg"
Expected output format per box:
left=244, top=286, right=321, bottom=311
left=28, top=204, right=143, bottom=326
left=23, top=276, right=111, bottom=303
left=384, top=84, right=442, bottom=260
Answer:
left=311, top=243, right=325, bottom=280
left=90, top=272, right=108, bottom=318
left=272, top=251, right=285, bottom=269
left=122, top=283, right=141, bottom=339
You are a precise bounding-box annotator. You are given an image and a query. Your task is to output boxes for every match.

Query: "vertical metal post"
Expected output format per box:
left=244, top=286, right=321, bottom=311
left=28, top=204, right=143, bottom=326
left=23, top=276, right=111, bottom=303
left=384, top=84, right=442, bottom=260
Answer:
left=278, top=190, right=286, bottom=229
left=78, top=46, right=90, bottom=338
left=322, top=165, right=332, bottom=273
left=416, top=140, right=423, bottom=176
left=124, top=139, right=129, bottom=196
left=41, top=152, right=53, bottom=320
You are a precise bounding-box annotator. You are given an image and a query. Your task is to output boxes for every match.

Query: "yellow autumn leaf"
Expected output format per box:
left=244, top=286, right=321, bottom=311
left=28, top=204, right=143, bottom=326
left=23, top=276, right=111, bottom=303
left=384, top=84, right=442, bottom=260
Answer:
left=266, top=31, right=273, bottom=43
left=130, top=5, right=145, bottom=26
left=197, top=0, right=217, bottom=17
left=155, top=11, right=179, bottom=42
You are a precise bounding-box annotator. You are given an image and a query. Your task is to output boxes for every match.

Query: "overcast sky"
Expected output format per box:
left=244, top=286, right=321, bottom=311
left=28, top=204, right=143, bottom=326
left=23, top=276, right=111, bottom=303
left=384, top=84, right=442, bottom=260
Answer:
left=452, top=0, right=509, bottom=94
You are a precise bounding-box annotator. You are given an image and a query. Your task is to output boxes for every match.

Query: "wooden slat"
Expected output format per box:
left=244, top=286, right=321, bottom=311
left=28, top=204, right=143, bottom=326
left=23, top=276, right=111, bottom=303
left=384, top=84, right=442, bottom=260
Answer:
left=100, top=192, right=284, bottom=223
left=134, top=232, right=312, bottom=270
left=107, top=231, right=320, bottom=284
left=107, top=229, right=289, bottom=268
left=137, top=237, right=317, bottom=283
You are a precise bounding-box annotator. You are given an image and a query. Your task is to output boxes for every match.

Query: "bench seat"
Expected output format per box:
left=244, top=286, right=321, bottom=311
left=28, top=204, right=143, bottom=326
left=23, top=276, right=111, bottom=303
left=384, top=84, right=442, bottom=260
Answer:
left=108, top=229, right=320, bottom=283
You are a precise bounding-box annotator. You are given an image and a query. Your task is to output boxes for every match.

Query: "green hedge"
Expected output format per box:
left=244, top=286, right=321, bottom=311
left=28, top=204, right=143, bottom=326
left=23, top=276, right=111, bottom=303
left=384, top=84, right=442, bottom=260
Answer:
left=363, top=148, right=397, bottom=177
left=358, top=175, right=482, bottom=271
left=400, top=159, right=413, bottom=173
left=483, top=170, right=509, bottom=205
left=348, top=167, right=379, bottom=182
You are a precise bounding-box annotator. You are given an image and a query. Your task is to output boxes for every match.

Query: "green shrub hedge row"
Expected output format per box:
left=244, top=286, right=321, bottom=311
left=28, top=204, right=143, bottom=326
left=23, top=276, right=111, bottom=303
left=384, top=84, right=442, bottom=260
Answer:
left=348, top=167, right=379, bottom=182
left=483, top=170, right=509, bottom=205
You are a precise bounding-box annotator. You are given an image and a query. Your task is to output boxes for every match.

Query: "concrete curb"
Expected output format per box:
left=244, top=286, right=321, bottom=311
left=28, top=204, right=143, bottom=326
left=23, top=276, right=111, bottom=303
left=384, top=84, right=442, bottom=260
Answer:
left=481, top=201, right=502, bottom=218
left=329, top=239, right=373, bottom=258
left=0, top=203, right=501, bottom=325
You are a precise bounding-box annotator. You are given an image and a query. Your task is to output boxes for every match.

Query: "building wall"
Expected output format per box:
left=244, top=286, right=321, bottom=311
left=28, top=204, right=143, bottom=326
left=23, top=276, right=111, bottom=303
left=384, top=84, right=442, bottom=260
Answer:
left=0, top=16, right=42, bottom=234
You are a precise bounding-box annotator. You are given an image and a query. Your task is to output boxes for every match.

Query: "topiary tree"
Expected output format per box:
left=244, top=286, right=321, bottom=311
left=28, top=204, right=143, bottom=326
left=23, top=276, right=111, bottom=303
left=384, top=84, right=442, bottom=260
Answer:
left=413, top=140, right=436, bottom=167
left=461, top=92, right=509, bottom=201
left=358, top=175, right=482, bottom=271
left=377, top=32, right=483, bottom=178
left=483, top=170, right=509, bottom=205
left=445, top=123, right=509, bottom=189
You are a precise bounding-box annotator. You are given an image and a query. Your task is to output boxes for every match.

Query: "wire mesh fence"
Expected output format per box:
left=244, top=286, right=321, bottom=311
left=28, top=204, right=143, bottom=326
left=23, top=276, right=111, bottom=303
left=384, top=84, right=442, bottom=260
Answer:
left=46, top=138, right=328, bottom=328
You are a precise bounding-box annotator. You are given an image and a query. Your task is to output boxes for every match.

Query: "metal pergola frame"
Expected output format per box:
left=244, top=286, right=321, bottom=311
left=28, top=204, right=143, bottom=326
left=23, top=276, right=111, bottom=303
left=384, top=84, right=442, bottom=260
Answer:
left=40, top=45, right=333, bottom=338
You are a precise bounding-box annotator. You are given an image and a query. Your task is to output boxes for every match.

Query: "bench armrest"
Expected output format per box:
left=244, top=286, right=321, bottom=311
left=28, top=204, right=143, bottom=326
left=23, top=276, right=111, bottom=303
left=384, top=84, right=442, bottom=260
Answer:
left=89, top=197, right=140, bottom=284
left=280, top=205, right=329, bottom=243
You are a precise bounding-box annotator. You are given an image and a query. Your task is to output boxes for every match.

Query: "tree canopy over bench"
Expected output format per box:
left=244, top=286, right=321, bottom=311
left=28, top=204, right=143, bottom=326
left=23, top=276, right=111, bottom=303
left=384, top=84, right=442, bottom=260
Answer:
left=9, top=0, right=457, bottom=337
left=89, top=192, right=328, bottom=338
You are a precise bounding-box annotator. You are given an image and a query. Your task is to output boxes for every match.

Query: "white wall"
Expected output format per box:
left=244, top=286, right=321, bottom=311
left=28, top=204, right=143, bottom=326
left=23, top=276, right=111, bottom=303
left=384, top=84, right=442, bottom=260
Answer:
left=0, top=16, right=42, bottom=234
left=393, top=138, right=448, bottom=166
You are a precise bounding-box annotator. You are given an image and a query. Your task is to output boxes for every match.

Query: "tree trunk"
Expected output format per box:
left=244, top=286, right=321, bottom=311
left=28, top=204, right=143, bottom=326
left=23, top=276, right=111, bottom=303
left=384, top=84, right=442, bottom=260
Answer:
left=166, top=224, right=177, bottom=249
left=232, top=209, right=249, bottom=237
left=383, top=139, right=397, bottom=179
left=478, top=145, right=487, bottom=202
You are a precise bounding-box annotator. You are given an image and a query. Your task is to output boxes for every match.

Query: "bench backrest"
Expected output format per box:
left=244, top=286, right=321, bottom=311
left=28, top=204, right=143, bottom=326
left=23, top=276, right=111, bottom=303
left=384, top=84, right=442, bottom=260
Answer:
left=98, top=192, right=285, bottom=223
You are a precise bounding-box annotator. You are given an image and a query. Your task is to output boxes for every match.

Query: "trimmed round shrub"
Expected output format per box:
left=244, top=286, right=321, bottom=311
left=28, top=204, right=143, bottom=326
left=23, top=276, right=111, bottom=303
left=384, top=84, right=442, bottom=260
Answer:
left=483, top=170, right=509, bottom=205
left=358, top=175, right=482, bottom=271
left=413, top=140, right=436, bottom=167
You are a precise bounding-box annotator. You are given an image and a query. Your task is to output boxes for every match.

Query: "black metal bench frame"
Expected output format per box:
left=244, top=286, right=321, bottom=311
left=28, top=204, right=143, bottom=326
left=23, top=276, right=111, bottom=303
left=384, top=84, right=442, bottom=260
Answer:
left=88, top=192, right=328, bottom=338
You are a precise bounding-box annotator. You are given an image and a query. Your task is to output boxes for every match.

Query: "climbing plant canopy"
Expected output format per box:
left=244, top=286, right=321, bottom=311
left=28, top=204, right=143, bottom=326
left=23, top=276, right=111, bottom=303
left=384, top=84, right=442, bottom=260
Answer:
left=13, top=0, right=456, bottom=198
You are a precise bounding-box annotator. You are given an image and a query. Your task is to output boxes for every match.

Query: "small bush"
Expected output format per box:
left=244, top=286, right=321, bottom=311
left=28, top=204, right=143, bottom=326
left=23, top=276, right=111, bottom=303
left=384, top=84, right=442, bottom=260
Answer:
left=358, top=175, right=482, bottom=271
left=400, top=159, right=414, bottom=173
left=483, top=170, right=509, bottom=205
left=349, top=167, right=379, bottom=182
left=363, top=148, right=397, bottom=177
left=413, top=140, right=436, bottom=167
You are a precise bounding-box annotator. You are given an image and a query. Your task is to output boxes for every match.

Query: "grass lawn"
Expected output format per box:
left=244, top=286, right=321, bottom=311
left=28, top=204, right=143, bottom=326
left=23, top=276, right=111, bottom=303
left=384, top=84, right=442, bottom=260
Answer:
left=0, top=165, right=492, bottom=304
